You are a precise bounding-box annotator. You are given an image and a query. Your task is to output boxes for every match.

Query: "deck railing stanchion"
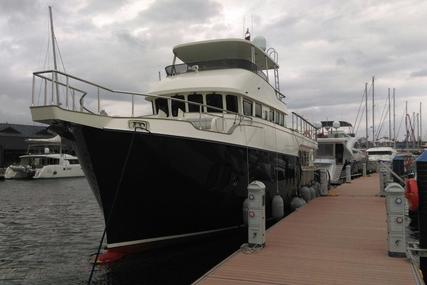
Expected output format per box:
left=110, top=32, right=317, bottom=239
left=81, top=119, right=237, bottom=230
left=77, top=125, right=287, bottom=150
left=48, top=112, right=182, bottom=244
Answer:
left=31, top=75, right=35, bottom=106
left=97, top=87, right=100, bottom=114
left=199, top=105, right=202, bottom=130
left=51, top=72, right=55, bottom=104
left=72, top=90, right=75, bottom=111
left=131, top=95, right=134, bottom=117
left=44, top=79, right=47, bottom=105
left=66, top=76, right=69, bottom=109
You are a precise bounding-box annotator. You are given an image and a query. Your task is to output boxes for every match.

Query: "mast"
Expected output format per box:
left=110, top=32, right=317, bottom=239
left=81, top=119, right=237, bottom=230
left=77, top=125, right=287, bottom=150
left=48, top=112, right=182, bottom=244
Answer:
left=393, top=88, right=396, bottom=148
left=372, top=76, right=375, bottom=146
left=365, top=82, right=368, bottom=144
left=49, top=6, right=59, bottom=103
left=406, top=101, right=409, bottom=149
left=413, top=112, right=416, bottom=149
left=388, top=88, right=391, bottom=145
left=421, top=102, right=423, bottom=147
left=417, top=113, right=420, bottom=148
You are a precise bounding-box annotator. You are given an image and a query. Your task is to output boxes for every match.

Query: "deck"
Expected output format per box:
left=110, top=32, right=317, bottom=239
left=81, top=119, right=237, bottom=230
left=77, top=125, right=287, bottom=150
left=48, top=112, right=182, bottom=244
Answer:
left=195, top=174, right=417, bottom=285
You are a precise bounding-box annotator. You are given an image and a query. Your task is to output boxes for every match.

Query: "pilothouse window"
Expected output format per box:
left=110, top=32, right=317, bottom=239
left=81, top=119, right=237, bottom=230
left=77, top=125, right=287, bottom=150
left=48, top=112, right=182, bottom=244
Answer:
left=171, top=95, right=185, bottom=116
left=206, top=94, right=223, bottom=113
left=255, top=103, right=262, bottom=118
left=155, top=98, right=169, bottom=116
left=188, top=94, right=203, bottom=112
left=226, top=95, right=238, bottom=113
left=243, top=100, right=253, bottom=116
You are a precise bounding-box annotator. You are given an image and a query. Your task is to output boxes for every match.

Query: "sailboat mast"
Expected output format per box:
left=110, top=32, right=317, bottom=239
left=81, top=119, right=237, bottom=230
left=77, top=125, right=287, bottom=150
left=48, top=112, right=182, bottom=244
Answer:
left=49, top=6, right=59, bottom=103
left=393, top=88, right=396, bottom=148
left=406, top=101, right=409, bottom=149
left=365, top=82, right=368, bottom=144
left=388, top=88, right=391, bottom=144
left=372, top=76, right=375, bottom=145
left=421, top=102, right=423, bottom=146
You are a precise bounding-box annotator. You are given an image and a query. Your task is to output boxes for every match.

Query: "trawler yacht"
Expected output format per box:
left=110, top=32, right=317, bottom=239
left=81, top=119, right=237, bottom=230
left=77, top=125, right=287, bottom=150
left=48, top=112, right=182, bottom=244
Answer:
left=4, top=135, right=84, bottom=179
left=30, top=36, right=317, bottom=251
left=314, top=121, right=365, bottom=184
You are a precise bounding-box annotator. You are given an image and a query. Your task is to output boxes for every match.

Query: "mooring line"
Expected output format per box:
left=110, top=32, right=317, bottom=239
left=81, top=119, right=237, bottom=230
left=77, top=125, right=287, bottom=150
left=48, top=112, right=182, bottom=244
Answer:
left=87, top=127, right=137, bottom=284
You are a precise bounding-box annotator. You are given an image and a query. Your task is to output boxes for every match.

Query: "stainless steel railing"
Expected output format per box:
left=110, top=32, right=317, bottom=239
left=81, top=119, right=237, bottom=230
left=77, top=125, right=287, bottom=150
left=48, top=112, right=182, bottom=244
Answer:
left=291, top=112, right=317, bottom=140
left=31, top=70, right=252, bottom=133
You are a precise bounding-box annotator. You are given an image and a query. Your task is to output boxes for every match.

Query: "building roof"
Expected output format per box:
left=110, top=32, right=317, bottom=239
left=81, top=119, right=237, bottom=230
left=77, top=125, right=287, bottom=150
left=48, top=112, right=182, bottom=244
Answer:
left=173, top=38, right=279, bottom=70
left=0, top=123, right=49, bottom=138
left=0, top=123, right=52, bottom=150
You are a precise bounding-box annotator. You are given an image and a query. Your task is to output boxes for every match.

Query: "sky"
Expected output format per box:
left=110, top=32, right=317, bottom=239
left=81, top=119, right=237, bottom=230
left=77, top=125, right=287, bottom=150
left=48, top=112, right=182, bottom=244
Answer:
left=0, top=0, right=426, bottom=141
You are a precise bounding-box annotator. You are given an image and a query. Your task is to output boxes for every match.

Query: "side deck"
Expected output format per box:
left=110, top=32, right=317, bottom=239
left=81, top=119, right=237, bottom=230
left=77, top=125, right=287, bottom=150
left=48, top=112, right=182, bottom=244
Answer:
left=195, top=174, right=417, bottom=285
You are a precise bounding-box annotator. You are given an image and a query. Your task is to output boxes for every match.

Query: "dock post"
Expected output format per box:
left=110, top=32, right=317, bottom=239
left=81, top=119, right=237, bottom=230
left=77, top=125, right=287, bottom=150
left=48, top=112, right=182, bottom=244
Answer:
left=362, top=162, right=367, bottom=177
left=319, top=169, right=328, bottom=196
left=247, top=181, right=266, bottom=248
left=345, top=165, right=351, bottom=183
left=385, top=183, right=407, bottom=257
left=416, top=151, right=427, bottom=281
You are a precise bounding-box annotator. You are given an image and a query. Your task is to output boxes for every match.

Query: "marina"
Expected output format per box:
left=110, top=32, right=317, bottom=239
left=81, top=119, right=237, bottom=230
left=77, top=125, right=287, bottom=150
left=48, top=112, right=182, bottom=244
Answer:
left=1, top=2, right=427, bottom=285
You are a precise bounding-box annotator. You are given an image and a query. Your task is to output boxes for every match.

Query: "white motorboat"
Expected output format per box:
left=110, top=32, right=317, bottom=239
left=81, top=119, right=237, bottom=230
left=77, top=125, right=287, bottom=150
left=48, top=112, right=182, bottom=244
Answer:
left=315, top=121, right=365, bottom=184
left=4, top=135, right=84, bottom=179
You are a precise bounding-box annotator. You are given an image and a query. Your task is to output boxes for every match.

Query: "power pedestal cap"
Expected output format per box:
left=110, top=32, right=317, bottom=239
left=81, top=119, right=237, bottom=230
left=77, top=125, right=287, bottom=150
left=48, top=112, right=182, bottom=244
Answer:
left=248, top=181, right=266, bottom=191
left=385, top=182, right=405, bottom=194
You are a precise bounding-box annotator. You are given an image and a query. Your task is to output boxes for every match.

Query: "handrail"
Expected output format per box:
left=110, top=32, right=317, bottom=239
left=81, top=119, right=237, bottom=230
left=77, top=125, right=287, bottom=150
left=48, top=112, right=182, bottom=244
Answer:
left=291, top=112, right=317, bottom=140
left=32, top=70, right=255, bottom=133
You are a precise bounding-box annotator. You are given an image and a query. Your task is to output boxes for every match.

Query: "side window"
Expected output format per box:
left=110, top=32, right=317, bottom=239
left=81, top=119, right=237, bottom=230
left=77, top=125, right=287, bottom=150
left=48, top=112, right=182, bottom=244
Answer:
left=155, top=98, right=169, bottom=116
left=243, top=99, right=253, bottom=116
left=279, top=113, right=284, bottom=126
left=263, top=106, right=269, bottom=120
left=206, top=94, right=223, bottom=113
left=269, top=110, right=274, bottom=122
left=171, top=95, right=185, bottom=116
left=255, top=103, right=262, bottom=118
left=188, top=94, right=203, bottom=112
left=226, top=95, right=238, bottom=113
left=275, top=110, right=280, bottom=124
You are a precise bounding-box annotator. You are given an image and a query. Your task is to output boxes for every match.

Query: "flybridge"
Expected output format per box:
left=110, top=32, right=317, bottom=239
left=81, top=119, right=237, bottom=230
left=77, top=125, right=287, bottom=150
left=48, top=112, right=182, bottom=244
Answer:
left=166, top=38, right=283, bottom=100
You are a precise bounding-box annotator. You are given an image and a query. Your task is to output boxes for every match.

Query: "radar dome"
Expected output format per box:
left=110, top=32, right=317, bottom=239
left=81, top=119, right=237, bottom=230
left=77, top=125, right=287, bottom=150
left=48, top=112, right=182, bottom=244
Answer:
left=332, top=121, right=341, bottom=129
left=313, top=122, right=322, bottom=129
left=252, top=36, right=267, bottom=51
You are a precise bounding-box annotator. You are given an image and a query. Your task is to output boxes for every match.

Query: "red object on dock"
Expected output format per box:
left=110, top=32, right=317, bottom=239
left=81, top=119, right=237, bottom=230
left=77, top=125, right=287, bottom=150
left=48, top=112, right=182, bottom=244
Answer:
left=97, top=249, right=126, bottom=264
left=406, top=178, right=419, bottom=211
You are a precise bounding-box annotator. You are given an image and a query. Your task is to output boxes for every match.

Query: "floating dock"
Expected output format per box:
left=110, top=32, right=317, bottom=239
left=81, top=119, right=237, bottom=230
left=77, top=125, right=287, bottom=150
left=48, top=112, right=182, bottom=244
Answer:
left=195, top=174, right=417, bottom=285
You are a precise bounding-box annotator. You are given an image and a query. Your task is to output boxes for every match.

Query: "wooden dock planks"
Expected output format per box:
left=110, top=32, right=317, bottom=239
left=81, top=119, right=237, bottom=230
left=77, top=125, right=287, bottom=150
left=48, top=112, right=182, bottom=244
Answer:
left=196, top=174, right=416, bottom=285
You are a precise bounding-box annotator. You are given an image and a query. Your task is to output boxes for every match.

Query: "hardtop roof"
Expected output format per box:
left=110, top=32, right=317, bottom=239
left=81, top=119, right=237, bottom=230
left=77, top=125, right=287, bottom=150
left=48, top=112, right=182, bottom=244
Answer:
left=173, top=38, right=279, bottom=70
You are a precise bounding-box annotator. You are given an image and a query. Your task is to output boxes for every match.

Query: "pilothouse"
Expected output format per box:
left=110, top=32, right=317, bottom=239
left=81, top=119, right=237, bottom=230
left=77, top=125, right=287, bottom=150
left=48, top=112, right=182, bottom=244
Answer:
left=30, top=34, right=317, bottom=252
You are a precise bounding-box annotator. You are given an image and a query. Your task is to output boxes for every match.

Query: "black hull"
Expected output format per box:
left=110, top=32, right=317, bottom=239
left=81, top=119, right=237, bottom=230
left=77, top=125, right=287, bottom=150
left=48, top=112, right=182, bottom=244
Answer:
left=59, top=124, right=301, bottom=247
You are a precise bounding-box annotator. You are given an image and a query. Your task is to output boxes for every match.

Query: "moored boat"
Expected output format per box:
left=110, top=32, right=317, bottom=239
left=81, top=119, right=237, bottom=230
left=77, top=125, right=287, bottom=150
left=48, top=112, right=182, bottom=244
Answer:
left=4, top=135, right=84, bottom=179
left=30, top=35, right=317, bottom=251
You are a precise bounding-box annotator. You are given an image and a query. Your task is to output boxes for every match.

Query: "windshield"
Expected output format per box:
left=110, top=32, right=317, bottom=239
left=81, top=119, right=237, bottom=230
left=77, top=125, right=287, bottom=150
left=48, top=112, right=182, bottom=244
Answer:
left=165, top=59, right=267, bottom=81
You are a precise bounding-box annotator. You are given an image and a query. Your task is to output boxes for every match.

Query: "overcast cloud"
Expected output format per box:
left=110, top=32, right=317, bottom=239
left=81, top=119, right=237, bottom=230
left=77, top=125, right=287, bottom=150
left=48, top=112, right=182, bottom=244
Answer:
left=0, top=0, right=426, bottom=140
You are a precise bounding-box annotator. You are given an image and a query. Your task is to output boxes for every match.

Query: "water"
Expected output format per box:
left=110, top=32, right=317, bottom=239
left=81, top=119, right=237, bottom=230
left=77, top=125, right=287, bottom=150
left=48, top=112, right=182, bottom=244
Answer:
left=0, top=178, right=244, bottom=284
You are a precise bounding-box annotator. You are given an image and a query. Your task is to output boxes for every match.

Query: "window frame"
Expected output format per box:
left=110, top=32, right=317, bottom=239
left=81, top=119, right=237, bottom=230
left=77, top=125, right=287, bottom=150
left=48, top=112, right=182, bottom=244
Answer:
left=243, top=99, right=253, bottom=116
